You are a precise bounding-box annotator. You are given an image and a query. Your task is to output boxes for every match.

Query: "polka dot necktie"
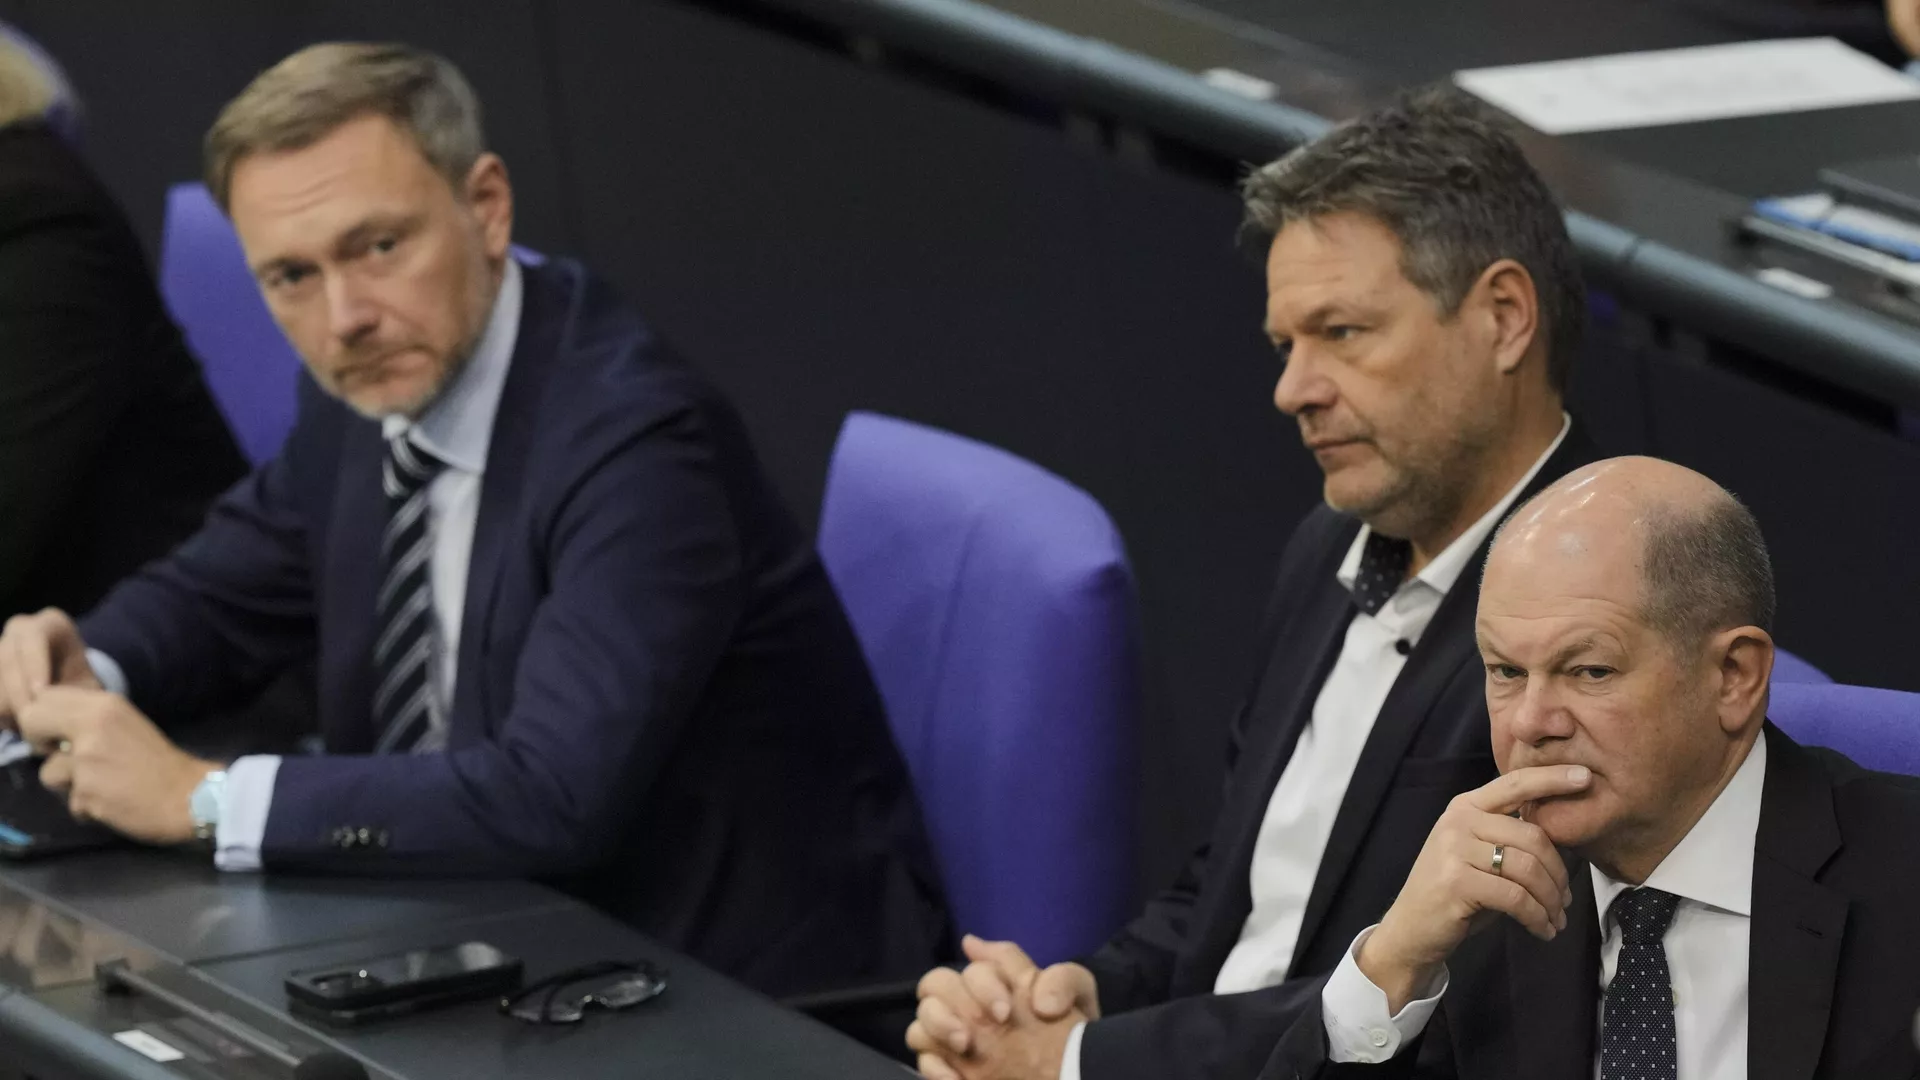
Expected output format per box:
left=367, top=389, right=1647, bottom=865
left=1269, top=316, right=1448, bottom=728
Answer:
left=1350, top=531, right=1413, bottom=616
left=1601, top=886, right=1682, bottom=1080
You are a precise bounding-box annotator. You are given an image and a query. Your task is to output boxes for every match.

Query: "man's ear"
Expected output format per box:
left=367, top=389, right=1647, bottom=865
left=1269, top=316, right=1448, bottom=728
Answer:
left=463, top=152, right=514, bottom=261
left=1712, top=626, right=1773, bottom=737
left=1474, top=258, right=1541, bottom=377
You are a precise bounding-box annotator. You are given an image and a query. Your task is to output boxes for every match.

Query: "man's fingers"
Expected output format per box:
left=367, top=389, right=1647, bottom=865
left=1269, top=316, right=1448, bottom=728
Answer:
left=961, top=935, right=1040, bottom=980
left=1462, top=833, right=1565, bottom=931
left=1032, top=963, right=1095, bottom=1020
left=959, top=960, right=1017, bottom=1025
left=1463, top=869, right=1557, bottom=941
left=915, top=995, right=974, bottom=1055
left=15, top=688, right=85, bottom=750
left=14, top=616, right=54, bottom=696
left=1467, top=764, right=1592, bottom=816
left=37, top=751, right=73, bottom=795
left=1471, top=814, right=1572, bottom=903
left=918, top=966, right=990, bottom=1026
left=916, top=1052, right=962, bottom=1080
left=0, top=624, right=35, bottom=723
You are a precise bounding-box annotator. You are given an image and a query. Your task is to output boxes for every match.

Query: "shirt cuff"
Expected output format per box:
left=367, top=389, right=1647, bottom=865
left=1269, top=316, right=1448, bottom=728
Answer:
left=1321, top=925, right=1448, bottom=1064
left=213, top=755, right=281, bottom=873
left=86, top=649, right=129, bottom=697
left=1059, top=1020, right=1087, bottom=1080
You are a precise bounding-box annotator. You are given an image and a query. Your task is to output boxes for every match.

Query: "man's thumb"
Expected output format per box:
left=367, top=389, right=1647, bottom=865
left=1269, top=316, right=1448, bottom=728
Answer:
left=1032, top=964, right=1092, bottom=1020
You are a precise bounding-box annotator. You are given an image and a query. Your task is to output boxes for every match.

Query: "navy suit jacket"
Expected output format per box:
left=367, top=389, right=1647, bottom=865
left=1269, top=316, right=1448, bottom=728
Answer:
left=82, top=258, right=951, bottom=996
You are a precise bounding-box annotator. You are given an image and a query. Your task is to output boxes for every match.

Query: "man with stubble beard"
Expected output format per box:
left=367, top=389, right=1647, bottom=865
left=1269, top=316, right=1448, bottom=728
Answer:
left=907, top=85, right=1603, bottom=1080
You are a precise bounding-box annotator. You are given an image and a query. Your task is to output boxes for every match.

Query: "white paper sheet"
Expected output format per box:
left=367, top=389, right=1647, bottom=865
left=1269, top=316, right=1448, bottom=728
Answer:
left=1455, top=38, right=1920, bottom=134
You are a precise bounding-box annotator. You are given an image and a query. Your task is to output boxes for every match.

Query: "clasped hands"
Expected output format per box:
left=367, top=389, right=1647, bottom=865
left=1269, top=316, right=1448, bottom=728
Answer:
left=0, top=608, right=217, bottom=845
left=907, top=935, right=1100, bottom=1080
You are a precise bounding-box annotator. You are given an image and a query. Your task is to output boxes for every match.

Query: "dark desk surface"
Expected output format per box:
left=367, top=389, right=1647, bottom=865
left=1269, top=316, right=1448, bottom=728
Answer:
left=0, top=852, right=906, bottom=1080
left=0, top=850, right=566, bottom=969
left=758, top=0, right=1920, bottom=407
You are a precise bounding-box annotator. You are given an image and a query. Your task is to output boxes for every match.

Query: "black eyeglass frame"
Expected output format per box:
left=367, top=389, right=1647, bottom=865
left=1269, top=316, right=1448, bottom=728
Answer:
left=498, top=959, right=668, bottom=1025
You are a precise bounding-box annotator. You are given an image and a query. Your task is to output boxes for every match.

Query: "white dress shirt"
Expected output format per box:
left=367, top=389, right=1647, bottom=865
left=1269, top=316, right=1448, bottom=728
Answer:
left=89, top=258, right=524, bottom=872
left=1322, top=732, right=1767, bottom=1075
left=1060, top=416, right=1569, bottom=1080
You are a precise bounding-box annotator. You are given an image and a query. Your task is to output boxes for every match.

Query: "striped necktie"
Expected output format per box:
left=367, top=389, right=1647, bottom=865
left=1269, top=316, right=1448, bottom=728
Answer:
left=373, top=434, right=447, bottom=754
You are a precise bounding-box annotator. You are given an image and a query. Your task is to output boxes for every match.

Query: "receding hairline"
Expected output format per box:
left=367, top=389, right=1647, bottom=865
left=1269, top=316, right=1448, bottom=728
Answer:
left=204, top=42, right=485, bottom=213
left=1488, top=475, right=1773, bottom=648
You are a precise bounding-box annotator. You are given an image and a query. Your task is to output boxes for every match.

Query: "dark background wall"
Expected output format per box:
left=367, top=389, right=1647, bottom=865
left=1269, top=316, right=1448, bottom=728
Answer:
left=4, top=0, right=1915, bottom=913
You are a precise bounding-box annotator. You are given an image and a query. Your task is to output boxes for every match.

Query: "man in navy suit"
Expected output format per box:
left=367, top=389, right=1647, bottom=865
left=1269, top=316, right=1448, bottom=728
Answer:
left=0, top=42, right=949, bottom=997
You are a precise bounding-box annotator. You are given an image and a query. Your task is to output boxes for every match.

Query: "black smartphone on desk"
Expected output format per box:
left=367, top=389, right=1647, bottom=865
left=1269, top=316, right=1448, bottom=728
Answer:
left=285, top=941, right=522, bottom=1027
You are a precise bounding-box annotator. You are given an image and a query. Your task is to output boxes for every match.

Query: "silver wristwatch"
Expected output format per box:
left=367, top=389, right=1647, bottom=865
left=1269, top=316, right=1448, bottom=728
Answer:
left=189, top=769, right=228, bottom=844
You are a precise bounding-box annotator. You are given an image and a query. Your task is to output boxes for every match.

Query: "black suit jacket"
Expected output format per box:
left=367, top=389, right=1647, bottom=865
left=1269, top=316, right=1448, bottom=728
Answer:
left=1078, top=427, right=1601, bottom=1080
left=81, top=258, right=950, bottom=997
left=1261, top=724, right=1920, bottom=1080
left=0, top=121, right=245, bottom=617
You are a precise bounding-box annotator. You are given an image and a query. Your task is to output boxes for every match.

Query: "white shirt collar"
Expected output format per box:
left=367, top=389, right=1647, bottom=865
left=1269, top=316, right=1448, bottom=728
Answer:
left=1336, top=412, right=1572, bottom=597
left=381, top=256, right=524, bottom=474
left=1591, top=729, right=1767, bottom=922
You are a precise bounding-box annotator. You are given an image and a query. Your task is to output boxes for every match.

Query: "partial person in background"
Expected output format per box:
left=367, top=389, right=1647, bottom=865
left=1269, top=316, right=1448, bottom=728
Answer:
left=0, top=41, right=949, bottom=998
left=908, top=86, right=1601, bottom=1080
left=0, top=28, right=246, bottom=620
left=1257, top=457, right=1920, bottom=1079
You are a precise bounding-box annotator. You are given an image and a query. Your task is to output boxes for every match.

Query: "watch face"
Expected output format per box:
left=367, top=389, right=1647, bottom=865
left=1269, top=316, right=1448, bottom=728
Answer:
left=190, top=771, right=227, bottom=825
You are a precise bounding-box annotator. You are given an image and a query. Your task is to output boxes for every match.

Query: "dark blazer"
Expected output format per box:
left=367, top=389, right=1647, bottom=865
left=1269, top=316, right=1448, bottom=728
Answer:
left=0, top=121, right=244, bottom=617
left=80, top=257, right=951, bottom=997
left=1260, top=724, right=1920, bottom=1080
left=1078, top=427, right=1601, bottom=1080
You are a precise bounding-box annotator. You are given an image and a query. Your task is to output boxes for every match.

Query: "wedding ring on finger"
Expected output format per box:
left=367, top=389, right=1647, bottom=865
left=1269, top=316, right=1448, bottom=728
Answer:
left=1490, top=844, right=1506, bottom=875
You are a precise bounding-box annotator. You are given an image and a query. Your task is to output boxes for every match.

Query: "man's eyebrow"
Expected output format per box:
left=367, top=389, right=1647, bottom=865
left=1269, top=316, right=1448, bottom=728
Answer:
left=1546, top=637, right=1608, bottom=667
left=334, top=212, right=422, bottom=254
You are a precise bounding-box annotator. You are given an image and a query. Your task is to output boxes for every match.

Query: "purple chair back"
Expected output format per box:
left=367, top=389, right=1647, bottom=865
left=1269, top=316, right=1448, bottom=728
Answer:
left=1770, top=682, right=1920, bottom=777
left=160, top=182, right=303, bottom=465
left=159, top=180, right=548, bottom=465
left=0, top=20, right=80, bottom=142
left=1771, top=648, right=1832, bottom=685
left=819, top=412, right=1138, bottom=964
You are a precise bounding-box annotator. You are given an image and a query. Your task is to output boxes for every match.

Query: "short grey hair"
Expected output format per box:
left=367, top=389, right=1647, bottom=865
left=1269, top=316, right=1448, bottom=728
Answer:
left=1640, top=493, right=1776, bottom=652
left=1240, top=83, right=1586, bottom=393
left=0, top=29, right=61, bottom=129
left=205, top=42, right=485, bottom=212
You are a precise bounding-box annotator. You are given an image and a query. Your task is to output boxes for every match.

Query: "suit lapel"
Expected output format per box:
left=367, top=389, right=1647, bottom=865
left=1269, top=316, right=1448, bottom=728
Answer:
left=1287, top=426, right=1602, bottom=968
left=1289, top=587, right=1478, bottom=975
left=1490, top=859, right=1600, bottom=1079
left=326, top=419, right=388, bottom=753
left=1179, top=540, right=1358, bottom=990
left=1749, top=725, right=1847, bottom=1080
left=445, top=260, right=571, bottom=738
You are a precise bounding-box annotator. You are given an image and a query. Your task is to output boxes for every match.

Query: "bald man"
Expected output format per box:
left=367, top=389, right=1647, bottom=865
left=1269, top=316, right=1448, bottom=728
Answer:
left=1257, top=457, right=1920, bottom=1079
